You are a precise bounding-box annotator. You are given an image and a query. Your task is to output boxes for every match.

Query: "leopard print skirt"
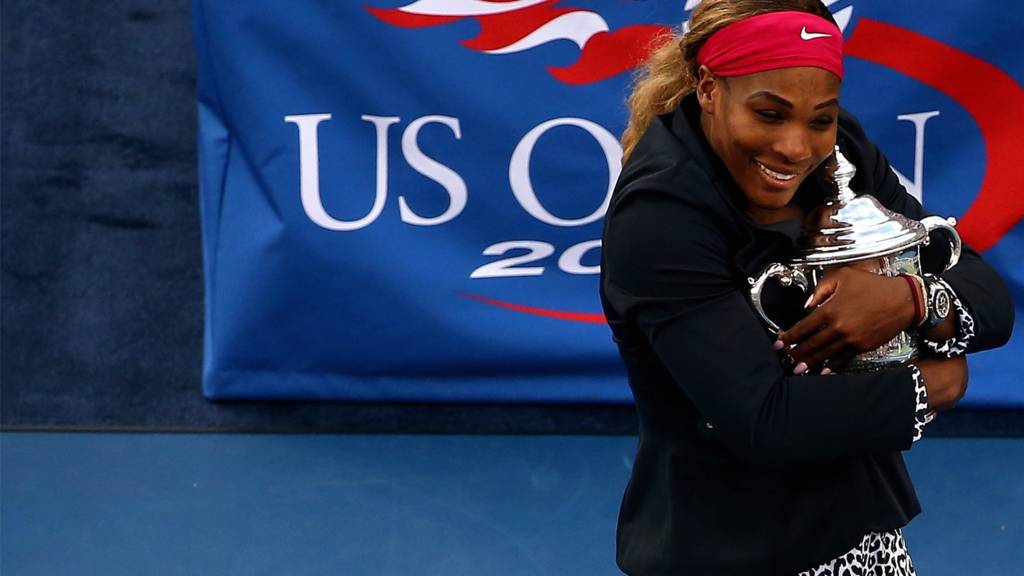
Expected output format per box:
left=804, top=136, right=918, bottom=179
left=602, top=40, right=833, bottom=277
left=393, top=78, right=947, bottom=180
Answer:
left=798, top=529, right=916, bottom=576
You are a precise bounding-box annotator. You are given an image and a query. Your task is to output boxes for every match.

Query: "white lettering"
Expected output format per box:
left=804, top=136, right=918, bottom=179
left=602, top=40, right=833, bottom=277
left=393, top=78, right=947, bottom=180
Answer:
left=470, top=241, right=555, bottom=278
left=891, top=110, right=940, bottom=203
left=558, top=239, right=602, bottom=275
left=508, top=117, right=621, bottom=227
left=283, top=113, right=399, bottom=231
left=399, top=115, right=468, bottom=226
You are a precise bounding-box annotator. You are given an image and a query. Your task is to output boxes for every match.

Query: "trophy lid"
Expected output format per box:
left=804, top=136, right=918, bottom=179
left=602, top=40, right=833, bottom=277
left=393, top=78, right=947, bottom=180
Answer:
left=792, top=147, right=928, bottom=266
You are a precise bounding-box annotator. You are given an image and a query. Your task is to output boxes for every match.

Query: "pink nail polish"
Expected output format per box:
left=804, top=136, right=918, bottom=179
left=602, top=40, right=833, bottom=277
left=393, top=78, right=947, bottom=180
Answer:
left=773, top=340, right=785, bottom=351
left=821, top=368, right=832, bottom=375
left=794, top=362, right=808, bottom=375
left=803, top=294, right=814, bottom=308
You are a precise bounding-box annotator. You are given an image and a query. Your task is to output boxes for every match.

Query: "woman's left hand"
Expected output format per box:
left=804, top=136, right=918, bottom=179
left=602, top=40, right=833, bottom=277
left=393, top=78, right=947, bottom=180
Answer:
left=778, top=266, right=917, bottom=372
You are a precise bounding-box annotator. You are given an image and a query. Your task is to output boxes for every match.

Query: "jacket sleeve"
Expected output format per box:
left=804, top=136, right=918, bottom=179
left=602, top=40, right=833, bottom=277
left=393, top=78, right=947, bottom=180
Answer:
left=840, top=114, right=1015, bottom=352
left=602, top=186, right=920, bottom=469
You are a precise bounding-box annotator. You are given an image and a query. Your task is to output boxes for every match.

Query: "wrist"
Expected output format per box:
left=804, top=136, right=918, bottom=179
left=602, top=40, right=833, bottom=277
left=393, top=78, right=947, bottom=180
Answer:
left=918, top=357, right=968, bottom=412
left=922, top=273, right=952, bottom=329
left=921, top=276, right=975, bottom=358
left=921, top=312, right=957, bottom=341
left=897, top=274, right=926, bottom=328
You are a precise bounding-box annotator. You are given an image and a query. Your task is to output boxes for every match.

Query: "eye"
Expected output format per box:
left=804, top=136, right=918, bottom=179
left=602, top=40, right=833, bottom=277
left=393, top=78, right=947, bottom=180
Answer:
left=811, top=115, right=836, bottom=129
left=755, top=109, right=783, bottom=121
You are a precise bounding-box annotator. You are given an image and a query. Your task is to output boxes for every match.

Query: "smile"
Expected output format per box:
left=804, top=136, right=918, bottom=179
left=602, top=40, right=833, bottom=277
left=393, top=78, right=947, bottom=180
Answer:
left=755, top=160, right=797, bottom=182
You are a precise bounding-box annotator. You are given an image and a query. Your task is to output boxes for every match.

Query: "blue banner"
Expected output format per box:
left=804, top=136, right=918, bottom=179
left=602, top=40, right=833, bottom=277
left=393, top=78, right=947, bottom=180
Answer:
left=193, top=0, right=1022, bottom=406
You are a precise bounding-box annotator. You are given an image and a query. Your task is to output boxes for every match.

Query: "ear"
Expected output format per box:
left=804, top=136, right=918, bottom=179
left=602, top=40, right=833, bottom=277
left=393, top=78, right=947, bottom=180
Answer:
left=696, top=65, right=719, bottom=114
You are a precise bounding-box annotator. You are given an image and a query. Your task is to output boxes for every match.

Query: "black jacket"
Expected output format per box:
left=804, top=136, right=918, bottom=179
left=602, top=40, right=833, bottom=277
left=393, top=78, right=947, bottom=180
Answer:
left=600, top=94, right=1013, bottom=575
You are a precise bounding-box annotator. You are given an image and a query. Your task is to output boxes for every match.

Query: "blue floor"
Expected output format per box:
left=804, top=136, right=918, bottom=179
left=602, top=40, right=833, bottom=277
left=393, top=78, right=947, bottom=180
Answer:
left=2, top=433, right=1021, bottom=575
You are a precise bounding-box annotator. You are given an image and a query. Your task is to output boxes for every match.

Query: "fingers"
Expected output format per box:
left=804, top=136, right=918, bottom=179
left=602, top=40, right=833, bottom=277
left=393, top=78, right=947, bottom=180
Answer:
left=779, top=269, right=847, bottom=345
left=789, top=326, right=842, bottom=368
left=790, top=343, right=856, bottom=376
left=805, top=273, right=839, bottom=309
left=798, top=339, right=850, bottom=374
left=784, top=309, right=860, bottom=375
left=778, top=306, right=828, bottom=347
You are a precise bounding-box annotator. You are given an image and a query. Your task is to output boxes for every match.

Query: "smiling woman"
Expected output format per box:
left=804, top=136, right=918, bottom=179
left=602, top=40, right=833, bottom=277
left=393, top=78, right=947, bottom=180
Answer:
left=601, top=0, right=1013, bottom=574
left=698, top=69, right=841, bottom=223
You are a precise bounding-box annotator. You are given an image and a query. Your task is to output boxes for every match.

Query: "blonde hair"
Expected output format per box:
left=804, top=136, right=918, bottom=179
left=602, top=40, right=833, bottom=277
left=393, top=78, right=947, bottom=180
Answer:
left=620, top=0, right=836, bottom=162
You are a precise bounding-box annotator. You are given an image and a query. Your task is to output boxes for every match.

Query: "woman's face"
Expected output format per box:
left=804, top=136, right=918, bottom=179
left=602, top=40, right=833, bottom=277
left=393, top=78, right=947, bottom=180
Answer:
left=697, top=66, right=840, bottom=219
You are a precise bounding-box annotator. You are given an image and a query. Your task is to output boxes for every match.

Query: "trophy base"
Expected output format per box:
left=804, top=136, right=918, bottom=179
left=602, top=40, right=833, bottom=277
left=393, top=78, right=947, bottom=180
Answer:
left=845, top=332, right=920, bottom=372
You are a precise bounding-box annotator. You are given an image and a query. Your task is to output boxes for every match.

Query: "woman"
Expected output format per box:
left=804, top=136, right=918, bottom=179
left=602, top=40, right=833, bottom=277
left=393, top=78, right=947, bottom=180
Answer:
left=600, top=1, right=1014, bottom=574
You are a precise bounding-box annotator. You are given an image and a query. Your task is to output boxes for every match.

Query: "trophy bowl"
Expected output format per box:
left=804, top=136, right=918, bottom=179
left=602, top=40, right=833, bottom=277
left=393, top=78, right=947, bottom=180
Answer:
left=748, top=148, right=961, bottom=372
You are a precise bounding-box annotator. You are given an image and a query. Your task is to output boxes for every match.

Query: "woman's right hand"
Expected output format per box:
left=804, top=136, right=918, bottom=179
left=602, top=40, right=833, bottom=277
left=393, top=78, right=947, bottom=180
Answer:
left=779, top=266, right=918, bottom=373
left=915, top=356, right=968, bottom=412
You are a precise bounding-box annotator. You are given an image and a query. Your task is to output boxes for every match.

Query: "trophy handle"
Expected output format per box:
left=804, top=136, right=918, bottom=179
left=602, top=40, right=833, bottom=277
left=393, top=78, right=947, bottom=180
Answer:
left=921, top=216, right=962, bottom=272
left=748, top=263, right=811, bottom=334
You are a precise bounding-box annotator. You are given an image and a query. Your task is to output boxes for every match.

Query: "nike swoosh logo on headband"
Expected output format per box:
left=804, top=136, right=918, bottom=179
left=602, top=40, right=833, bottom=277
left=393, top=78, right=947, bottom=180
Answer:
left=800, top=26, right=832, bottom=40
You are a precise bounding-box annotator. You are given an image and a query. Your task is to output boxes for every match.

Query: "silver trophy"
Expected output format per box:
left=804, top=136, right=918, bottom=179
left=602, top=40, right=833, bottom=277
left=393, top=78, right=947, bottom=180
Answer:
left=748, top=147, right=961, bottom=371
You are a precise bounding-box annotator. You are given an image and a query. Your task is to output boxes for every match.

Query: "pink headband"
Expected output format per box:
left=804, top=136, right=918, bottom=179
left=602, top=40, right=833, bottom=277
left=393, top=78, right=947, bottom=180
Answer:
left=696, top=11, right=844, bottom=79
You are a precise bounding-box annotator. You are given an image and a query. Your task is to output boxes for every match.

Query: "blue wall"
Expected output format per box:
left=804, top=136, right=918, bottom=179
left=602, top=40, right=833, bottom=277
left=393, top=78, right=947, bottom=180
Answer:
left=2, top=1, right=1019, bottom=434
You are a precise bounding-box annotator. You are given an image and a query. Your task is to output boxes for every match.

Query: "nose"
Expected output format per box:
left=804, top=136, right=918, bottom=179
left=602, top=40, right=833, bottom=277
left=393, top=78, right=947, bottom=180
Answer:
left=771, top=125, right=813, bottom=166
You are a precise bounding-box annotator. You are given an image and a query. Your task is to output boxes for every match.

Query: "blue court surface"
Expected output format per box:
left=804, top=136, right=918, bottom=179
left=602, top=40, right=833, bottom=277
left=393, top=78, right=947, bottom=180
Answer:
left=2, top=433, right=1021, bottom=575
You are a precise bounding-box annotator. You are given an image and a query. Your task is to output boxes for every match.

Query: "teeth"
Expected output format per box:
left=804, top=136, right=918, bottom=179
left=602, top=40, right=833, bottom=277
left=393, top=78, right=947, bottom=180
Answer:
left=756, top=161, right=796, bottom=181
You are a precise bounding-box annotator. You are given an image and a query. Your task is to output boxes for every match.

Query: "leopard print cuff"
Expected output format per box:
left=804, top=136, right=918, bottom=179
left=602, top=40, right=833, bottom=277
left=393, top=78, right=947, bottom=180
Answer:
left=798, top=529, right=917, bottom=575
left=922, top=276, right=975, bottom=358
left=910, top=365, right=931, bottom=443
